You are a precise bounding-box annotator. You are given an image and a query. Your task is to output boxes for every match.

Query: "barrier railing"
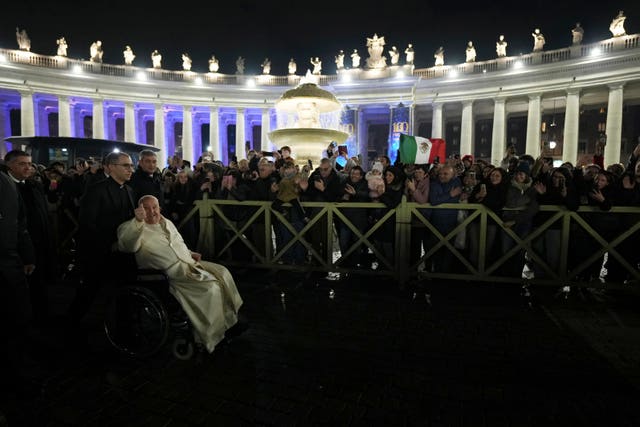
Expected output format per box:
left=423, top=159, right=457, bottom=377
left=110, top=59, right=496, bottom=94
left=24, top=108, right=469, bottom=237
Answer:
left=190, top=199, right=640, bottom=289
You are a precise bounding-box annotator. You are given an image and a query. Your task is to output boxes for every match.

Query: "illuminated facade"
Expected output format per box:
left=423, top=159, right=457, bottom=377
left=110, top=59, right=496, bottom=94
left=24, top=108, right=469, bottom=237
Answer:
left=1, top=33, right=640, bottom=168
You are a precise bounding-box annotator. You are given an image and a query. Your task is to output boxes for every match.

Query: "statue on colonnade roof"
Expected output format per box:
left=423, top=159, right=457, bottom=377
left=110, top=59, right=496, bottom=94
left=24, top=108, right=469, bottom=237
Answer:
left=261, top=58, right=271, bottom=74
left=366, top=33, right=387, bottom=69
left=151, top=50, right=162, bottom=69
left=572, top=23, right=584, bottom=44
left=389, top=46, right=400, bottom=65
left=90, top=40, right=103, bottom=62
left=236, top=56, right=245, bottom=74
left=496, top=35, right=507, bottom=57
left=335, top=50, right=345, bottom=70
left=531, top=28, right=545, bottom=52
left=16, top=27, right=30, bottom=51
left=465, top=41, right=476, bottom=62
left=181, top=53, right=192, bottom=71
left=434, top=46, right=444, bottom=66
left=351, top=49, right=361, bottom=68
left=208, top=55, right=219, bottom=73
left=310, top=57, right=322, bottom=75
left=609, top=10, right=626, bottom=37
left=56, top=37, right=68, bottom=57
left=123, top=46, right=135, bottom=65
left=288, top=58, right=297, bottom=75
left=405, top=44, right=415, bottom=65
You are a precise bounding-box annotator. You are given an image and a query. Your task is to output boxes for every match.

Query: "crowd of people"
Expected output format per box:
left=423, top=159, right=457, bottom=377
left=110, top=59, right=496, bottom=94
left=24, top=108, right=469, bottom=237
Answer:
left=2, top=138, right=640, bottom=390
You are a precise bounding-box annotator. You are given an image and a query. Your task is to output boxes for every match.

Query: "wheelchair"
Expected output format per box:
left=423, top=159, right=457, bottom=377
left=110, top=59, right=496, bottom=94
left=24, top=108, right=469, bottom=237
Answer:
left=103, top=269, right=197, bottom=360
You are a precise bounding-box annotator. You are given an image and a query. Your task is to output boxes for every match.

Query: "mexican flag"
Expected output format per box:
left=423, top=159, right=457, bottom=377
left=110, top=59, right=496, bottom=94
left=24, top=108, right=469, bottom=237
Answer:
left=398, top=134, right=446, bottom=164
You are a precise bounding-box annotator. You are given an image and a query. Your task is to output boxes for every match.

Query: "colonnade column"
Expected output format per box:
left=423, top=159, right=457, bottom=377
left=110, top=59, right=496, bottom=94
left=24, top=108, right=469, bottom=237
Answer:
left=431, top=102, right=444, bottom=139
left=92, top=98, right=105, bottom=139
left=0, top=107, right=8, bottom=158
left=605, top=83, right=624, bottom=164
left=19, top=91, right=35, bottom=136
left=562, top=89, right=581, bottom=164
left=357, top=107, right=367, bottom=167
left=261, top=107, right=270, bottom=152
left=409, top=103, right=416, bottom=135
left=460, top=100, right=474, bottom=157
left=124, top=102, right=136, bottom=143
left=525, top=94, right=542, bottom=157
left=491, top=98, right=507, bottom=167
left=235, top=107, right=246, bottom=160
left=58, top=95, right=72, bottom=137
left=153, top=103, right=166, bottom=166
left=209, top=106, right=220, bottom=159
left=182, top=105, right=194, bottom=166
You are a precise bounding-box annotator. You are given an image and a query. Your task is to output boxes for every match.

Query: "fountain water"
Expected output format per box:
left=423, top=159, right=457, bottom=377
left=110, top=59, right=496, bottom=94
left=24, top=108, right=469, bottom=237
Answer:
left=268, top=75, right=348, bottom=166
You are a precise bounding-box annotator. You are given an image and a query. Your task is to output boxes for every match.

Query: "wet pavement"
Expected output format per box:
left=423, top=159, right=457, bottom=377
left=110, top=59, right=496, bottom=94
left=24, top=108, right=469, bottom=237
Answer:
left=2, top=270, right=640, bottom=426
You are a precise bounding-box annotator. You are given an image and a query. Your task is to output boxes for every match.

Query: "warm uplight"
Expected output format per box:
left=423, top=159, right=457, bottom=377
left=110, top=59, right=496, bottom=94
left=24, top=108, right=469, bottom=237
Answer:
left=590, top=47, right=602, bottom=56
left=549, top=141, right=557, bottom=149
left=113, top=148, right=120, bottom=153
left=341, top=73, right=351, bottom=83
left=72, top=64, right=83, bottom=74
left=136, top=71, right=146, bottom=81
left=513, top=60, right=524, bottom=69
left=194, top=77, right=203, bottom=85
left=448, top=69, right=458, bottom=78
left=246, top=78, right=256, bottom=88
left=0, top=54, right=6, bottom=63
left=396, top=70, right=405, bottom=78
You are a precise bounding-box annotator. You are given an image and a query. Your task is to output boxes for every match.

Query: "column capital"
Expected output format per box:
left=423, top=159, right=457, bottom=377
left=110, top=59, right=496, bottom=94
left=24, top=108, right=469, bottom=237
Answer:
left=528, top=93, right=542, bottom=101
left=462, top=99, right=474, bottom=107
left=607, top=82, right=625, bottom=90
left=566, top=88, right=581, bottom=96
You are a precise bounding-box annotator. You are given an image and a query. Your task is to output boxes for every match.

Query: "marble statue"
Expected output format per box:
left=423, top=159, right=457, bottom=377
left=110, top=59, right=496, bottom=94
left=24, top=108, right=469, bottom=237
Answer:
left=434, top=46, right=444, bottom=66
left=16, top=27, right=31, bottom=51
left=236, top=56, right=245, bottom=75
left=288, top=58, right=297, bottom=75
left=496, top=35, right=507, bottom=57
left=151, top=50, right=162, bottom=69
left=56, top=37, right=68, bottom=57
left=208, top=55, right=219, bottom=73
left=366, top=34, right=387, bottom=69
left=532, top=29, right=545, bottom=52
left=609, top=11, right=626, bottom=37
left=90, top=40, right=104, bottom=62
left=351, top=49, right=361, bottom=68
left=261, top=58, right=271, bottom=74
left=182, top=53, right=192, bottom=71
left=571, top=23, right=584, bottom=44
left=389, top=46, right=400, bottom=65
left=465, top=41, right=477, bottom=63
left=405, top=44, right=415, bottom=65
left=123, top=46, right=135, bottom=65
left=310, top=57, right=322, bottom=75
left=335, top=50, right=345, bottom=70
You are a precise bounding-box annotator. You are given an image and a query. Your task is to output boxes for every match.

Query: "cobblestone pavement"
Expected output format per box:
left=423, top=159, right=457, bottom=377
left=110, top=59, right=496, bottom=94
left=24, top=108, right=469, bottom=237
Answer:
left=2, top=270, right=640, bottom=426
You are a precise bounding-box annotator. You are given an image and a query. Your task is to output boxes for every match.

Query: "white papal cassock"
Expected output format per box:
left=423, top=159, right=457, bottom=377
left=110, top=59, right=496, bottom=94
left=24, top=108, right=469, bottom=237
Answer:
left=117, top=217, right=243, bottom=353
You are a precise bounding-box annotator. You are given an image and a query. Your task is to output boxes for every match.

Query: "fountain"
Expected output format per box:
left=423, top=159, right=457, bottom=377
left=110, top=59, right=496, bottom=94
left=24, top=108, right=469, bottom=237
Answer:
left=268, top=74, right=348, bottom=166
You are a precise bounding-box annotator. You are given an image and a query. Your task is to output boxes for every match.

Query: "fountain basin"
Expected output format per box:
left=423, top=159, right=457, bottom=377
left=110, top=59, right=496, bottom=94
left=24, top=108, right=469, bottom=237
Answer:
left=269, top=128, right=348, bottom=166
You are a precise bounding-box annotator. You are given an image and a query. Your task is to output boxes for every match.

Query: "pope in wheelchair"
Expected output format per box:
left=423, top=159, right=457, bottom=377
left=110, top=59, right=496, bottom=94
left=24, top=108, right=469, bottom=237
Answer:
left=117, top=194, right=243, bottom=354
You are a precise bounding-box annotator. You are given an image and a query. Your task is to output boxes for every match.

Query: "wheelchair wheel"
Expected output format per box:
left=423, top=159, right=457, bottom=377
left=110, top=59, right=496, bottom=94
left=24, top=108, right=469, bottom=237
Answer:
left=171, top=337, right=195, bottom=360
left=104, top=286, right=169, bottom=358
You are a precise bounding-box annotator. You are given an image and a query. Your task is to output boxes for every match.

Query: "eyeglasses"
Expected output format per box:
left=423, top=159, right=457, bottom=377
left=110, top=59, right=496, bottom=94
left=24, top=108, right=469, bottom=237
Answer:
left=113, top=163, right=135, bottom=169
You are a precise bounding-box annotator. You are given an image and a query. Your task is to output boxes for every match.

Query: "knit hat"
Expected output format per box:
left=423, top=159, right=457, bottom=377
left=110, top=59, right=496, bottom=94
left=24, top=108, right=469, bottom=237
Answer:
left=461, top=154, right=474, bottom=164
left=515, top=161, right=531, bottom=175
left=371, top=161, right=384, bottom=174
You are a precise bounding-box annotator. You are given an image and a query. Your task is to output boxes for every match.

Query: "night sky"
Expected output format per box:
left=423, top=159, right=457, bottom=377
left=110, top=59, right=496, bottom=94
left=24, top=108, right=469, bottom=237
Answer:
left=2, top=1, right=639, bottom=75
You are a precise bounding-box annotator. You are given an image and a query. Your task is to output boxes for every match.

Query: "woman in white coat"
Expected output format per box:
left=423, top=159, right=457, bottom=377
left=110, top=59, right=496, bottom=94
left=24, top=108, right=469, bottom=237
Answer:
left=118, top=195, right=243, bottom=353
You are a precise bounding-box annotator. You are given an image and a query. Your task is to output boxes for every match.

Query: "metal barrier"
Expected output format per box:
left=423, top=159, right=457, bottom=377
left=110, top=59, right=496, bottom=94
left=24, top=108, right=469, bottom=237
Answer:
left=191, top=199, right=640, bottom=289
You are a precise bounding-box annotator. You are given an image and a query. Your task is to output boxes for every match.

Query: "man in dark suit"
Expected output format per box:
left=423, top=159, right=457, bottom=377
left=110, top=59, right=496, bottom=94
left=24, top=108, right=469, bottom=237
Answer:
left=4, top=150, right=56, bottom=322
left=67, top=151, right=137, bottom=325
left=129, top=149, right=165, bottom=212
left=0, top=169, right=38, bottom=393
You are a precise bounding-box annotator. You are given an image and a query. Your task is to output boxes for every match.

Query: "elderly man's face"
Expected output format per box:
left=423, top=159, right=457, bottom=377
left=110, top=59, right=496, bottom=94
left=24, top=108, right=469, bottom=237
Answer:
left=140, top=197, right=162, bottom=224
